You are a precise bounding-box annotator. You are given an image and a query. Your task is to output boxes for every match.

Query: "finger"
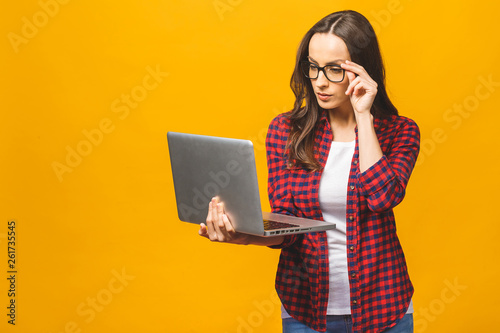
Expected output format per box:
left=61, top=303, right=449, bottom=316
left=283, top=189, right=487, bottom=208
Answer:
left=217, top=202, right=234, bottom=241
left=346, top=70, right=357, bottom=84
left=221, top=213, right=236, bottom=238
left=345, top=74, right=360, bottom=95
left=211, top=198, right=224, bottom=241
left=354, top=79, right=378, bottom=97
left=348, top=76, right=378, bottom=97
left=198, top=223, right=209, bottom=238
left=215, top=202, right=228, bottom=241
left=217, top=202, right=226, bottom=229
left=353, top=82, right=366, bottom=96
left=205, top=200, right=217, bottom=241
left=342, top=61, right=377, bottom=87
left=341, top=60, right=368, bottom=77
left=349, top=78, right=364, bottom=95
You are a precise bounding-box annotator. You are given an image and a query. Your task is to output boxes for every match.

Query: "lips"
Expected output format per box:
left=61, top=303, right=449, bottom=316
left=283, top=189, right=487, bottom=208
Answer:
left=317, top=92, right=332, bottom=101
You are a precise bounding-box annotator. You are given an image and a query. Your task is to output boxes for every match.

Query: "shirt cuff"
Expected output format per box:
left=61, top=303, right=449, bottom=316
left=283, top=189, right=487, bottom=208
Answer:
left=357, top=155, right=395, bottom=196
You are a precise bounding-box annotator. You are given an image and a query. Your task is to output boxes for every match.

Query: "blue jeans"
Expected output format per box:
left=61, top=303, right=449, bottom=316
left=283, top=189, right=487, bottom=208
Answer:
left=282, top=314, right=413, bottom=333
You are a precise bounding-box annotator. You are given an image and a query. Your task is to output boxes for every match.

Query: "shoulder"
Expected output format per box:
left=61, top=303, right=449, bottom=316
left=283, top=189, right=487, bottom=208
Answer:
left=374, top=114, right=420, bottom=137
left=268, top=112, right=291, bottom=132
left=267, top=112, right=292, bottom=144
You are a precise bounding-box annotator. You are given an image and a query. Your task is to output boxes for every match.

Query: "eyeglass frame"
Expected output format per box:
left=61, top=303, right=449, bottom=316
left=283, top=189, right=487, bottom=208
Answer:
left=299, top=60, right=346, bottom=83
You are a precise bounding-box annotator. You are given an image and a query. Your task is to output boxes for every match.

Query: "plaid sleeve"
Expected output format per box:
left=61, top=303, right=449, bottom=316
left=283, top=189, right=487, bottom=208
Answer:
left=357, top=117, right=420, bottom=212
left=265, top=114, right=301, bottom=249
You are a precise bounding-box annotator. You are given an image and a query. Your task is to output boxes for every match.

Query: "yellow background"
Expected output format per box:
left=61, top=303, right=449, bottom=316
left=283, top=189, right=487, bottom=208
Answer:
left=1, top=0, right=499, bottom=332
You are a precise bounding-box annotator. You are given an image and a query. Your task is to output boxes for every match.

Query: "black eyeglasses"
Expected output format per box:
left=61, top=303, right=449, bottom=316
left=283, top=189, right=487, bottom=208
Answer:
left=300, top=61, right=345, bottom=83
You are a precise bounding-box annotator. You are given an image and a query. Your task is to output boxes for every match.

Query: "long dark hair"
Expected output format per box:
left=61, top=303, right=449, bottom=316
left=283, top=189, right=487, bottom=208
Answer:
left=287, top=10, right=398, bottom=171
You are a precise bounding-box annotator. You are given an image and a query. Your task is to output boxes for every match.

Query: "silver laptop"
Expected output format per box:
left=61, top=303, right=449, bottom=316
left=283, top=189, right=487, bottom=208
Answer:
left=167, top=132, right=335, bottom=236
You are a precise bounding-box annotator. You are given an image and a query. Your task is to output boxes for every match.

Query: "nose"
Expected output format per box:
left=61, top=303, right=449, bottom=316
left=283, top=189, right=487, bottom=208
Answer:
left=315, top=69, right=329, bottom=88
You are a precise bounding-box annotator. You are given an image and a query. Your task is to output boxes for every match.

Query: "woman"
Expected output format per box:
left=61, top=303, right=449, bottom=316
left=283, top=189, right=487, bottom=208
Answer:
left=199, top=10, right=419, bottom=333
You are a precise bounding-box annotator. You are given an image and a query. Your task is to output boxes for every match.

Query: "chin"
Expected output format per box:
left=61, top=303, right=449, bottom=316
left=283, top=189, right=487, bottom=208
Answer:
left=317, top=99, right=339, bottom=110
left=316, top=97, right=350, bottom=111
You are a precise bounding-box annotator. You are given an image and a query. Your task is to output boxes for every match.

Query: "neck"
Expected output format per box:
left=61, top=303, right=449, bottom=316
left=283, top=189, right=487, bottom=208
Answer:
left=327, top=105, right=356, bottom=129
left=326, top=104, right=357, bottom=142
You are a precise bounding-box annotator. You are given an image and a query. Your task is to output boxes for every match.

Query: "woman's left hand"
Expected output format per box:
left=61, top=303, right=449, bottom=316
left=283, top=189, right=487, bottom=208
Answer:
left=341, top=60, right=378, bottom=116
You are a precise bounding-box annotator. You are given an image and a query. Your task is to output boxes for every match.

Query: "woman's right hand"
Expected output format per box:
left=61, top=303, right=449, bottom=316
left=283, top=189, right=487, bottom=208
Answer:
left=198, top=197, right=251, bottom=245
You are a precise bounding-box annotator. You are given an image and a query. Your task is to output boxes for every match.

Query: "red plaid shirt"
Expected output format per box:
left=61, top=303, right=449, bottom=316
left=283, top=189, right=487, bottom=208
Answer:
left=266, top=110, right=420, bottom=333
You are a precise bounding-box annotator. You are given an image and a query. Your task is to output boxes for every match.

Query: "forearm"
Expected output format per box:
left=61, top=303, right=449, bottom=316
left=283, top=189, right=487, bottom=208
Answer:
left=245, top=234, right=285, bottom=246
left=356, top=113, right=383, bottom=173
left=355, top=116, right=420, bottom=212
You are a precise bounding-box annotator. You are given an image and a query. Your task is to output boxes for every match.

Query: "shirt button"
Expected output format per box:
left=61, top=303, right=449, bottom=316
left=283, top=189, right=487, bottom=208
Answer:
left=349, top=216, right=354, bottom=221
left=349, top=246, right=354, bottom=251
left=354, top=160, right=358, bottom=165
left=352, top=300, right=357, bottom=305
left=350, top=185, right=355, bottom=190
left=351, top=272, right=356, bottom=278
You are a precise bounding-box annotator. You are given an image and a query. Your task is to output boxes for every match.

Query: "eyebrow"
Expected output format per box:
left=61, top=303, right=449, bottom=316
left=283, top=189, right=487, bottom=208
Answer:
left=307, top=56, right=344, bottom=66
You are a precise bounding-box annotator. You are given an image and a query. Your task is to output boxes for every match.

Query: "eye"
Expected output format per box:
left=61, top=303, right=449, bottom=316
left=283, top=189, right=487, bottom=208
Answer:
left=326, top=66, right=343, bottom=74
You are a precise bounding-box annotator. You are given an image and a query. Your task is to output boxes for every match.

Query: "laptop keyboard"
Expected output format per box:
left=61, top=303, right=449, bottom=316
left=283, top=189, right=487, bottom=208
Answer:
left=263, top=220, right=300, bottom=230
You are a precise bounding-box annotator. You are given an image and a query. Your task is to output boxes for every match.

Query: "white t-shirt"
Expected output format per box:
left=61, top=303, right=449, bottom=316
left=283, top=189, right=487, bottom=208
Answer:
left=320, top=140, right=356, bottom=314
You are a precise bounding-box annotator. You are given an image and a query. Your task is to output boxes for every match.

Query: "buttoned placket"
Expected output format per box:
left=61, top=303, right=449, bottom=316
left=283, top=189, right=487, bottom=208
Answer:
left=313, top=117, right=333, bottom=322
left=347, top=128, right=361, bottom=318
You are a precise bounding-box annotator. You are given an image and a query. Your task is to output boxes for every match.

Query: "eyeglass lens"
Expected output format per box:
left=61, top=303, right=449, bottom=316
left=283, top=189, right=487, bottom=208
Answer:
left=302, top=62, right=344, bottom=82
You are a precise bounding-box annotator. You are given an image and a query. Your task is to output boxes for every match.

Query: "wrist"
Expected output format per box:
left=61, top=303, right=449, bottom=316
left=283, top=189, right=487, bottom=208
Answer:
left=244, top=234, right=285, bottom=246
left=355, top=111, right=373, bottom=122
left=355, top=112, right=374, bottom=128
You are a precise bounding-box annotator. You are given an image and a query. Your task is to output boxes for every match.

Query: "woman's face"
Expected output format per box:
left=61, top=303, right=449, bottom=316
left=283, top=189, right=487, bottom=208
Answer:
left=307, top=33, right=351, bottom=111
